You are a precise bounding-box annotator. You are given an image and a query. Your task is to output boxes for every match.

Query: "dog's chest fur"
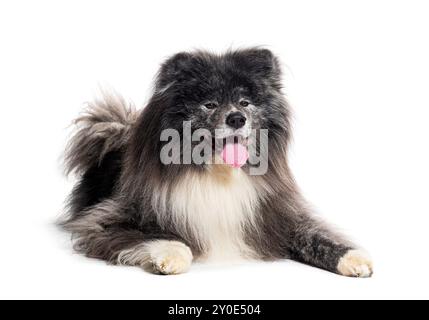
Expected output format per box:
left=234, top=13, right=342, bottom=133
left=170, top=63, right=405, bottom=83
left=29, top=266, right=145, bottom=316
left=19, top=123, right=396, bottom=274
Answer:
left=154, top=165, right=260, bottom=261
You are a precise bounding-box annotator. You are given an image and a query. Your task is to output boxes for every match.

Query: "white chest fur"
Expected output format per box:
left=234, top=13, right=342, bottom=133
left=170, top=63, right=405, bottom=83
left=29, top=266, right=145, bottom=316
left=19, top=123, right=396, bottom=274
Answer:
left=153, top=166, right=260, bottom=261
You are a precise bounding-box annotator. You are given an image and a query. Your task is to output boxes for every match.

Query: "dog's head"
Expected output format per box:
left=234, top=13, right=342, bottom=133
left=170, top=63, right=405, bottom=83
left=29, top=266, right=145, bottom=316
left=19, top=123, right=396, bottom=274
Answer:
left=132, top=48, right=291, bottom=175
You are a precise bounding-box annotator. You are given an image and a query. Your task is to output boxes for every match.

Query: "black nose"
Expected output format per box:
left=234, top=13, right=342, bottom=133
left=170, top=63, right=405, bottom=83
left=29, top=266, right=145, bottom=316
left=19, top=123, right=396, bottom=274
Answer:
left=226, top=112, right=246, bottom=129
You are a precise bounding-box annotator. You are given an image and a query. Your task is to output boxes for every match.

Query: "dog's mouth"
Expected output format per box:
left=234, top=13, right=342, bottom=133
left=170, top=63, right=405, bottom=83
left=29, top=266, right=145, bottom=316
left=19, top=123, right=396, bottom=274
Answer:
left=212, top=135, right=249, bottom=168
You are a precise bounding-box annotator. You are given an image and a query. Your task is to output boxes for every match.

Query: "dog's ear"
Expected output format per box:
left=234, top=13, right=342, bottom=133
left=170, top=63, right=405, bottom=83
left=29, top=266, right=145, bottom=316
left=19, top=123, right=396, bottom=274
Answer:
left=156, top=52, right=194, bottom=90
left=232, top=48, right=281, bottom=87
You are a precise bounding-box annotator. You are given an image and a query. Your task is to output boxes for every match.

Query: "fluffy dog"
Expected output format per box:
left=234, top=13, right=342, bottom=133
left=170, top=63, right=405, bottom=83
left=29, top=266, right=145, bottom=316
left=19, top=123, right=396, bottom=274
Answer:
left=62, top=48, right=372, bottom=277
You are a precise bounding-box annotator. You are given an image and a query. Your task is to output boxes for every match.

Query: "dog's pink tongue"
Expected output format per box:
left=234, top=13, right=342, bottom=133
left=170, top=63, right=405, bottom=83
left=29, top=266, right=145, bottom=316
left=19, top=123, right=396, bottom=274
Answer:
left=220, top=143, right=249, bottom=168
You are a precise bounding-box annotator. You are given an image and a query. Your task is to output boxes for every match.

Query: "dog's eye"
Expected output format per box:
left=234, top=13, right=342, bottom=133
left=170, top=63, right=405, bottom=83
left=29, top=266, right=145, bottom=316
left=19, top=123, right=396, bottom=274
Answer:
left=204, top=102, right=218, bottom=109
left=239, top=100, right=250, bottom=107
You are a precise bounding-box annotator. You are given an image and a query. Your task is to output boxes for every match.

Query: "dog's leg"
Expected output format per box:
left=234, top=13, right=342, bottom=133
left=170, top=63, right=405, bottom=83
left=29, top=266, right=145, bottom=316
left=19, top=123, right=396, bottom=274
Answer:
left=62, top=199, right=192, bottom=274
left=288, top=216, right=373, bottom=277
left=256, top=197, right=373, bottom=277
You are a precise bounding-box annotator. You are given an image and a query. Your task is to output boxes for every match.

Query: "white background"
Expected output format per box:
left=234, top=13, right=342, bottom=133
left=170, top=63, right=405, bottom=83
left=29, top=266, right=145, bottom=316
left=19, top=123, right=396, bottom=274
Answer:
left=1, top=0, right=428, bottom=300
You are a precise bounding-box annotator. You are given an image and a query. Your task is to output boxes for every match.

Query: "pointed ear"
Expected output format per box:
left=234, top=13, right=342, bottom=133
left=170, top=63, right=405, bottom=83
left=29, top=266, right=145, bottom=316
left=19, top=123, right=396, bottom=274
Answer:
left=232, top=48, right=282, bottom=86
left=156, top=52, right=194, bottom=90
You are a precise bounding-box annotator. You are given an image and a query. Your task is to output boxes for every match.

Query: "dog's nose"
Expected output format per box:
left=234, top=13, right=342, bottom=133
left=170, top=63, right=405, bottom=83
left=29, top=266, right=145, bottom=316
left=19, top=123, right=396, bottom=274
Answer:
left=226, top=112, right=246, bottom=129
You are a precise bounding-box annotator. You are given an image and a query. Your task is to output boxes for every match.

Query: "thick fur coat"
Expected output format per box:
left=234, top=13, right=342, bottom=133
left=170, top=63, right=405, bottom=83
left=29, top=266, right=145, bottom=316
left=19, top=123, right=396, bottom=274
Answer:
left=62, top=48, right=372, bottom=277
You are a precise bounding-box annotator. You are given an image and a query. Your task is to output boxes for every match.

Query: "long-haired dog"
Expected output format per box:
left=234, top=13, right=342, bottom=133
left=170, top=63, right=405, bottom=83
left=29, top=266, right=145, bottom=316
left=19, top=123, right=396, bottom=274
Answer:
left=62, top=48, right=373, bottom=277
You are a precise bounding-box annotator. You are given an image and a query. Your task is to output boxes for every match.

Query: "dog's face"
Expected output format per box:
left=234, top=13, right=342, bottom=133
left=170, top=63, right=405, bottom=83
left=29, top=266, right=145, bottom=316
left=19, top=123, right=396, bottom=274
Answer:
left=153, top=48, right=289, bottom=168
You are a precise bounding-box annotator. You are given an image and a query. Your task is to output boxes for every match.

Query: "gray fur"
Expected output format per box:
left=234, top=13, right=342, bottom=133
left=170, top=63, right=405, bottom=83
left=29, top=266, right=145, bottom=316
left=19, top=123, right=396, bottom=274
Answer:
left=64, top=91, right=138, bottom=175
left=61, top=48, right=370, bottom=276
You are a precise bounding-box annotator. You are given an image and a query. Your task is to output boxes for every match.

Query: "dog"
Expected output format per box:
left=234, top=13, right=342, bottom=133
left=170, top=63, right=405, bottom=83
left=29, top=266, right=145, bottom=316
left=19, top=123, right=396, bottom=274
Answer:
left=62, top=48, right=373, bottom=277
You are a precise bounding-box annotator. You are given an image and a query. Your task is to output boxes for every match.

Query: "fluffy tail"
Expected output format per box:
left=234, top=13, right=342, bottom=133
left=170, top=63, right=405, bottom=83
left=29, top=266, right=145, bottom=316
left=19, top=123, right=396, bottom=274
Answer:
left=64, top=92, right=138, bottom=175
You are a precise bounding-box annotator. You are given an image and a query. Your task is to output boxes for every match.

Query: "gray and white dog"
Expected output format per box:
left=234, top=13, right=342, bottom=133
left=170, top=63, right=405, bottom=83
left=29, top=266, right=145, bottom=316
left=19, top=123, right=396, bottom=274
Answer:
left=62, top=48, right=373, bottom=277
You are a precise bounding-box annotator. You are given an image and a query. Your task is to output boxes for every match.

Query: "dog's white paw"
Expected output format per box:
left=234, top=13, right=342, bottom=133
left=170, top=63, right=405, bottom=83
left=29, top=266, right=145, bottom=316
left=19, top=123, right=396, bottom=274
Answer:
left=148, top=240, right=193, bottom=275
left=117, top=240, right=193, bottom=275
left=337, top=249, right=373, bottom=278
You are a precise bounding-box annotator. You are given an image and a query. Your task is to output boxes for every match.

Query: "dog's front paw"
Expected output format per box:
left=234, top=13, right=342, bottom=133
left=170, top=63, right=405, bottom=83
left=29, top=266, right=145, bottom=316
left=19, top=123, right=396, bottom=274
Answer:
left=148, top=241, right=193, bottom=275
left=337, top=249, right=373, bottom=278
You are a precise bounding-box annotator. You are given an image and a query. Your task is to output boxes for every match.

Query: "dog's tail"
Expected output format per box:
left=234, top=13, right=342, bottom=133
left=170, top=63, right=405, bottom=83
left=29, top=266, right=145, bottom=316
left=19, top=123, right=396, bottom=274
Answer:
left=64, top=91, right=138, bottom=175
